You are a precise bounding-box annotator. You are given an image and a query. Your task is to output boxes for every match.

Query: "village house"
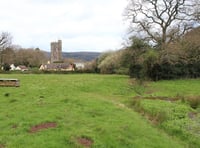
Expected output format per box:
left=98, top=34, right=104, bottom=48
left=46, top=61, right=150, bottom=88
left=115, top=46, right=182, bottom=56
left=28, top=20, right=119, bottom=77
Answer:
left=39, top=63, right=75, bottom=71
left=15, top=65, right=29, bottom=71
left=10, top=64, right=28, bottom=71
left=74, top=62, right=85, bottom=70
left=10, top=64, right=16, bottom=71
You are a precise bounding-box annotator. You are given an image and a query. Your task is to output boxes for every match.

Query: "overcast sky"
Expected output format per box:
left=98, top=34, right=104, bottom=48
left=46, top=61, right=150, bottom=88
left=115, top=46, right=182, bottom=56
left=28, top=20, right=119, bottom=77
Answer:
left=0, top=0, right=128, bottom=52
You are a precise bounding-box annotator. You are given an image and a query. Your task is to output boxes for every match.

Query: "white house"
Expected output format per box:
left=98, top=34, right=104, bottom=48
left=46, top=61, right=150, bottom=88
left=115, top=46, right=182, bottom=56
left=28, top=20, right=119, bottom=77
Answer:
left=10, top=64, right=16, bottom=71
left=74, top=62, right=85, bottom=70
left=15, top=65, right=28, bottom=71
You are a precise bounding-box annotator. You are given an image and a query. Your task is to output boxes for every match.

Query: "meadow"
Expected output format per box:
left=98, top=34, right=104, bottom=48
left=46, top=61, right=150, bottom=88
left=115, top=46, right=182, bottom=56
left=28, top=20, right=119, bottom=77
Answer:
left=0, top=74, right=199, bottom=147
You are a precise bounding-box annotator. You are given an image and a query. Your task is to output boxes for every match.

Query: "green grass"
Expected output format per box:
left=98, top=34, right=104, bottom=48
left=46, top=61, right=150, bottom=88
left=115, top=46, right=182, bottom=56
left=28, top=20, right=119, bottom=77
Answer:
left=0, top=74, right=185, bottom=147
left=130, top=79, right=200, bottom=147
left=147, top=79, right=200, bottom=97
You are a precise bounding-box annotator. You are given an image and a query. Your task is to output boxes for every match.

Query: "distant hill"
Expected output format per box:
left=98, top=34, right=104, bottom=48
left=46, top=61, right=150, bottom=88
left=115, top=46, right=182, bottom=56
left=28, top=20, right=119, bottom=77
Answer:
left=62, top=52, right=101, bottom=61
left=45, top=52, right=101, bottom=61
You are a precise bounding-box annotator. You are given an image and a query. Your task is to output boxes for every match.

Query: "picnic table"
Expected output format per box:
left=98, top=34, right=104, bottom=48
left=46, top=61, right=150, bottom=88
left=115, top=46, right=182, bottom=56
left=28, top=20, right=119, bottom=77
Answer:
left=0, top=78, right=20, bottom=87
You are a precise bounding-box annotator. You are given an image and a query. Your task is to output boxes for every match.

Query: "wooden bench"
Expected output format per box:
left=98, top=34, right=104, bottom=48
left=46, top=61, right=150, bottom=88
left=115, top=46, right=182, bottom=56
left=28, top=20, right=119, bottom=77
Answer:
left=0, top=78, right=20, bottom=87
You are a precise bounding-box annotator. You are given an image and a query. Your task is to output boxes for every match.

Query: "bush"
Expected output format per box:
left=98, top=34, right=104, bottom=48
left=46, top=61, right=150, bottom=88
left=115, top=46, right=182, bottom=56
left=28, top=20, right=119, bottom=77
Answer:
left=3, top=63, right=11, bottom=71
left=129, top=64, right=144, bottom=79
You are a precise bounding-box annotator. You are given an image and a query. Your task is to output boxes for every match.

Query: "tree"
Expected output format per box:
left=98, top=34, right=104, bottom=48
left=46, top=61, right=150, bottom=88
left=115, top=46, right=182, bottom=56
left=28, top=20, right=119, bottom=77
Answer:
left=98, top=50, right=123, bottom=74
left=14, top=48, right=47, bottom=67
left=126, top=37, right=152, bottom=78
left=1, top=48, right=15, bottom=64
left=3, top=63, right=11, bottom=71
left=0, top=32, right=12, bottom=51
left=125, top=0, right=200, bottom=50
left=97, top=51, right=113, bottom=65
left=84, top=59, right=99, bottom=73
left=0, top=32, right=12, bottom=67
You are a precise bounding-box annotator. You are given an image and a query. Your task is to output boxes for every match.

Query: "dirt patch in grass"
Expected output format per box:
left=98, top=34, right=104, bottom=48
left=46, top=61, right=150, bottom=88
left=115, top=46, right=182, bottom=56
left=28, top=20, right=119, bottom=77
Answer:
left=0, top=144, right=5, bottom=148
left=188, top=112, right=198, bottom=119
left=29, top=122, right=57, bottom=133
left=133, top=96, right=179, bottom=102
left=77, top=137, right=93, bottom=148
left=12, top=124, right=18, bottom=129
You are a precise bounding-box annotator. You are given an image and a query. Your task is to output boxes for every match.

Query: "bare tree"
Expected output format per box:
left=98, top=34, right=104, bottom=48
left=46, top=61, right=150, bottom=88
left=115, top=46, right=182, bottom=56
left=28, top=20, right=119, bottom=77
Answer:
left=125, top=0, right=200, bottom=49
left=0, top=32, right=12, bottom=51
left=0, top=32, right=12, bottom=67
left=1, top=48, right=15, bottom=64
left=14, top=48, right=47, bottom=67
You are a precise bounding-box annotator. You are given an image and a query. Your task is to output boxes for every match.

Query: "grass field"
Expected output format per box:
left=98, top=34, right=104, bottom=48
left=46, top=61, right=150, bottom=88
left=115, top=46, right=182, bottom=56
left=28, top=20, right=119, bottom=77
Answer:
left=0, top=74, right=199, bottom=147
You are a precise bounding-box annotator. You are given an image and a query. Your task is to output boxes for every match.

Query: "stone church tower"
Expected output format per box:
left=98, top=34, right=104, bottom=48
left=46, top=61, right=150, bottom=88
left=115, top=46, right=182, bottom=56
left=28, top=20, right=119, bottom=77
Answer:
left=50, top=40, right=62, bottom=63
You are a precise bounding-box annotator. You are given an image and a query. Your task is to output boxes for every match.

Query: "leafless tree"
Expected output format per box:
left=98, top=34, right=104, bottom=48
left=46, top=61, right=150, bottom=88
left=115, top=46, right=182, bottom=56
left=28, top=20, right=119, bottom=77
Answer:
left=0, top=32, right=12, bottom=66
left=1, top=48, right=15, bottom=64
left=14, top=48, right=47, bottom=67
left=0, top=32, right=12, bottom=51
left=125, top=0, right=200, bottom=49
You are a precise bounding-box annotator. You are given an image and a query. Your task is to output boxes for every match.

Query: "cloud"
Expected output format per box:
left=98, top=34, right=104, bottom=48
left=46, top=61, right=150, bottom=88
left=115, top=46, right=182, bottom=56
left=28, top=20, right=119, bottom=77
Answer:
left=0, top=0, right=128, bottom=52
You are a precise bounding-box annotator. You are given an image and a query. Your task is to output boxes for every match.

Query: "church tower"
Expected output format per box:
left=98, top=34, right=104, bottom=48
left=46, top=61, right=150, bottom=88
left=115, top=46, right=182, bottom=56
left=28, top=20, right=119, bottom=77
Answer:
left=50, top=40, right=62, bottom=63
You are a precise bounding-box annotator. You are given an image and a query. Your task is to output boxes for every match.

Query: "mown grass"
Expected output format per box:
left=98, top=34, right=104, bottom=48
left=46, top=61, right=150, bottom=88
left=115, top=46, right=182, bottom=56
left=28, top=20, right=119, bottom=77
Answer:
left=0, top=74, right=185, bottom=147
left=130, top=79, right=200, bottom=147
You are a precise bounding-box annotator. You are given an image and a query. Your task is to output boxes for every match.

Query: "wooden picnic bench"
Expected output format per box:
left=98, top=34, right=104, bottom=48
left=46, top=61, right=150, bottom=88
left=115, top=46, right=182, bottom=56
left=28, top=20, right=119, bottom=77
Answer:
left=0, top=78, right=20, bottom=87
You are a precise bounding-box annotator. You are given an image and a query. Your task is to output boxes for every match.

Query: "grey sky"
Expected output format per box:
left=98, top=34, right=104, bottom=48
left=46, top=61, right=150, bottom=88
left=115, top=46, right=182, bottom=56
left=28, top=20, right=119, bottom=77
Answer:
left=0, top=0, right=128, bottom=52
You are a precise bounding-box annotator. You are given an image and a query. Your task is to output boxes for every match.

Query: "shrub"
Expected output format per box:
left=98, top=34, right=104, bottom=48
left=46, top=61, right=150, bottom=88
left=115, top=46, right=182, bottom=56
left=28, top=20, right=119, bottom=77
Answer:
left=129, top=64, right=144, bottom=79
left=3, top=63, right=11, bottom=71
